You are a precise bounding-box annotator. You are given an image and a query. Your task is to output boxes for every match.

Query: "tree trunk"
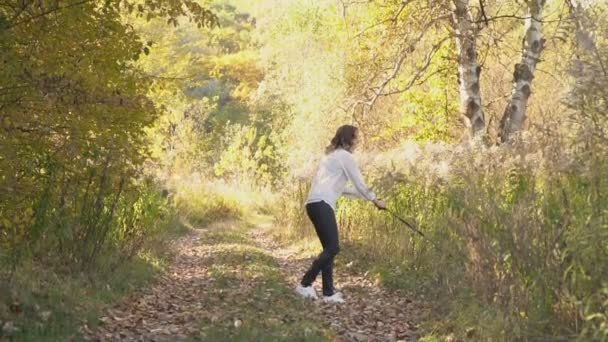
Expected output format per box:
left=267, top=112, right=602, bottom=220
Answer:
left=499, top=0, right=546, bottom=143
left=451, top=0, right=485, bottom=138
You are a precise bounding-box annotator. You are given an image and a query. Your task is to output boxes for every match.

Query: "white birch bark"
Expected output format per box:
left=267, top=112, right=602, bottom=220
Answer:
left=451, top=0, right=485, bottom=138
left=499, top=0, right=546, bottom=143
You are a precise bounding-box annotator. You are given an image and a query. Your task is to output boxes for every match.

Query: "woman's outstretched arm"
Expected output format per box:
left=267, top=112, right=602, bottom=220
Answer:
left=342, top=184, right=365, bottom=199
left=338, top=152, right=376, bottom=201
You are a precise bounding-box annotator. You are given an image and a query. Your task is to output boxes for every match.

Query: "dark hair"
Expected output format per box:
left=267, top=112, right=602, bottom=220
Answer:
left=325, top=125, right=358, bottom=154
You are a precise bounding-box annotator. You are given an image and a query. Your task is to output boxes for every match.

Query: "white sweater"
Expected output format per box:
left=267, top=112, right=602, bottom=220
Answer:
left=306, top=148, right=376, bottom=211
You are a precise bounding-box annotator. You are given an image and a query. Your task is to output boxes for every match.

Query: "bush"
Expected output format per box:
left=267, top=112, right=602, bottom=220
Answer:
left=0, top=174, right=182, bottom=341
left=0, top=156, right=175, bottom=280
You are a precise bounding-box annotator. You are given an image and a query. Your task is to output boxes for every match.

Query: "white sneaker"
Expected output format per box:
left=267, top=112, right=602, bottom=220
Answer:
left=295, top=285, right=318, bottom=300
left=322, top=292, right=345, bottom=304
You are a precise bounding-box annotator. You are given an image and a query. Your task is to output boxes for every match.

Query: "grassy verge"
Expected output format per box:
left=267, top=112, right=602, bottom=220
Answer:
left=0, top=216, right=188, bottom=342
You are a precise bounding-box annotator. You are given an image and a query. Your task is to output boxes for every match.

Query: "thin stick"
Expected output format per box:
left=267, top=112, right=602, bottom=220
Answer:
left=381, top=208, right=456, bottom=258
left=383, top=208, right=425, bottom=238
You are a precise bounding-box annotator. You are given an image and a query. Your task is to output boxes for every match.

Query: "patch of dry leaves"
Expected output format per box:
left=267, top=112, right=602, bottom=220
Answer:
left=85, top=220, right=428, bottom=341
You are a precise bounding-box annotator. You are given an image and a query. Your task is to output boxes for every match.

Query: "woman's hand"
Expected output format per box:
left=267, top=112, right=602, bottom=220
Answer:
left=373, top=199, right=386, bottom=210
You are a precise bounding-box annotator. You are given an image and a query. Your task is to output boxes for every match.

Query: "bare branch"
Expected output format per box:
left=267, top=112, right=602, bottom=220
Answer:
left=478, top=0, right=489, bottom=26
left=350, top=14, right=450, bottom=119
left=468, top=14, right=562, bottom=24
left=354, top=1, right=410, bottom=38
left=377, top=38, right=450, bottom=97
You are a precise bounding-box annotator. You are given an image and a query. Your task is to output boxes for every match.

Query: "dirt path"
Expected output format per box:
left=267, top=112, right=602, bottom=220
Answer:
left=84, top=218, right=427, bottom=341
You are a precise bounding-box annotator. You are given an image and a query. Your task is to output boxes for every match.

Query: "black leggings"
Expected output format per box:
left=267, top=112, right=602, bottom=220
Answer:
left=300, top=201, right=340, bottom=296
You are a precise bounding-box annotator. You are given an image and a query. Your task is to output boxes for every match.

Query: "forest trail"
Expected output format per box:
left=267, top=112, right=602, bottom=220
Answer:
left=84, top=216, right=427, bottom=342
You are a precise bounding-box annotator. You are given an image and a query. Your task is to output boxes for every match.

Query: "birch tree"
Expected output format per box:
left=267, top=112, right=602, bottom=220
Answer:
left=499, top=0, right=547, bottom=143
left=451, top=0, right=485, bottom=138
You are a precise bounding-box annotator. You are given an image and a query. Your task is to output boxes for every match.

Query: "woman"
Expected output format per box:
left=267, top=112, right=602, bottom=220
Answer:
left=296, top=125, right=385, bottom=304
